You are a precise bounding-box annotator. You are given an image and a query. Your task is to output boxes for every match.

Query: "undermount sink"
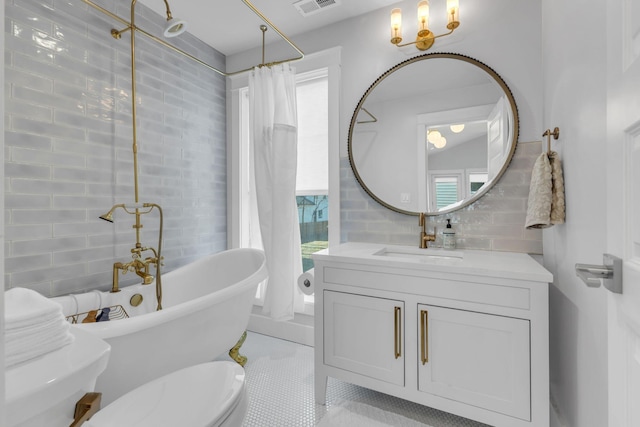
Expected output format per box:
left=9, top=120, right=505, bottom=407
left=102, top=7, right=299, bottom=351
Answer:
left=373, top=246, right=464, bottom=261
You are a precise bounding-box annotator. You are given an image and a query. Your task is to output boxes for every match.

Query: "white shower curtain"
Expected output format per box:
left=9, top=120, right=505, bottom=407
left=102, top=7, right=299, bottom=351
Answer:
left=249, top=63, right=304, bottom=321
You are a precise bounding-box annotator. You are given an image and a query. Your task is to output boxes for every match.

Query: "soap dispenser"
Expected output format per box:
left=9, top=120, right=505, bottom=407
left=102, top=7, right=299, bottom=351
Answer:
left=443, top=219, right=456, bottom=249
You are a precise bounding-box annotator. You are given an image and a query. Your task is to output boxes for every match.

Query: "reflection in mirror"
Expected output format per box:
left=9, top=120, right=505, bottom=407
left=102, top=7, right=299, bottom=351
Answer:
left=348, top=53, right=518, bottom=216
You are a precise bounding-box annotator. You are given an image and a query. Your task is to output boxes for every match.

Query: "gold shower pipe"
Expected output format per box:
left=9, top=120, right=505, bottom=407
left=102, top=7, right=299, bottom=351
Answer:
left=81, top=0, right=304, bottom=76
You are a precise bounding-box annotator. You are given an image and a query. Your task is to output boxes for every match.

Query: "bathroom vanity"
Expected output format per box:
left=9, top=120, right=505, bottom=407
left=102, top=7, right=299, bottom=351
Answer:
left=313, top=242, right=552, bottom=427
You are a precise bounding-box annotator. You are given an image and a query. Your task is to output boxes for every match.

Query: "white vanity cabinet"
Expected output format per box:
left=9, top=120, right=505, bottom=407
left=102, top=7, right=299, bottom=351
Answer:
left=313, top=243, right=552, bottom=427
left=417, top=304, right=531, bottom=420
left=324, top=291, right=404, bottom=386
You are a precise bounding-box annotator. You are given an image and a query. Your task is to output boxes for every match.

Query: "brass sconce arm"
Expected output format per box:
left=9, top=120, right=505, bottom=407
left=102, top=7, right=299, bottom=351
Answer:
left=392, top=27, right=456, bottom=51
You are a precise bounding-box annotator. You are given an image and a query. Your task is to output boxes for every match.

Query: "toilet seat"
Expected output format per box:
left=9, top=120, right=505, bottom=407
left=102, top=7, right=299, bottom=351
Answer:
left=86, top=361, right=247, bottom=427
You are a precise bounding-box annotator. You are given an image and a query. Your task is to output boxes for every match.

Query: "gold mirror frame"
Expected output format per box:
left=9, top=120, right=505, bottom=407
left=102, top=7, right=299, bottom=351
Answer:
left=348, top=53, right=519, bottom=216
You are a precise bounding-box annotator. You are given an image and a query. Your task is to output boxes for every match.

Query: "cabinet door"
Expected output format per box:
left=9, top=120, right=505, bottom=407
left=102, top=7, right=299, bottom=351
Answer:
left=418, top=304, right=531, bottom=421
left=324, top=290, right=404, bottom=385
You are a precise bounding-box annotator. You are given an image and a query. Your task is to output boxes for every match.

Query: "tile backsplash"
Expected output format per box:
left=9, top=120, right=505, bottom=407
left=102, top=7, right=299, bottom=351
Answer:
left=4, top=0, right=226, bottom=296
left=341, top=140, right=543, bottom=254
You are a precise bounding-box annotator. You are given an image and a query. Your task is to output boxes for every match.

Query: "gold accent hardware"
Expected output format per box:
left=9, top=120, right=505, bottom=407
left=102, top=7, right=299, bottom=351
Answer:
left=130, top=293, right=143, bottom=307
left=70, top=392, right=101, bottom=427
left=394, top=306, right=402, bottom=359
left=542, top=127, right=560, bottom=153
left=420, top=309, right=429, bottom=365
left=229, top=331, right=248, bottom=367
left=390, top=0, right=460, bottom=52
left=102, top=203, right=164, bottom=311
left=81, top=0, right=303, bottom=76
left=419, top=212, right=436, bottom=248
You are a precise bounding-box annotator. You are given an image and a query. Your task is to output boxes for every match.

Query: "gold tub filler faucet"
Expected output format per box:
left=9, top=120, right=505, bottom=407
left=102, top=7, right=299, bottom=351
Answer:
left=419, top=212, right=436, bottom=249
left=99, top=203, right=165, bottom=310
left=112, top=243, right=160, bottom=288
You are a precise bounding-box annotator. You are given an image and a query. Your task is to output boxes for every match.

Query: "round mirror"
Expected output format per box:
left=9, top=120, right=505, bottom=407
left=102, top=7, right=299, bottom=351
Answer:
left=348, top=53, right=519, bottom=216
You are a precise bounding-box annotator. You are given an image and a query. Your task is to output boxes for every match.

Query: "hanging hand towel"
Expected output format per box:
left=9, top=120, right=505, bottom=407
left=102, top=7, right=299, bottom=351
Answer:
left=525, top=152, right=553, bottom=229
left=548, top=151, right=566, bottom=225
left=525, top=151, right=566, bottom=229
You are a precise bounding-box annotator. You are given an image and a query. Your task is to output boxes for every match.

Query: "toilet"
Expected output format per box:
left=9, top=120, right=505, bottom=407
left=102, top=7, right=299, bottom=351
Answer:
left=85, top=361, right=248, bottom=427
left=6, top=327, right=248, bottom=427
left=6, top=328, right=111, bottom=427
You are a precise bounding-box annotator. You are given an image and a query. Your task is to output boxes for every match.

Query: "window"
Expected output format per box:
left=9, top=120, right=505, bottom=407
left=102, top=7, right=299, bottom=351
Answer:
left=434, top=177, right=459, bottom=209
left=468, top=172, right=488, bottom=196
left=295, top=71, right=329, bottom=273
left=428, top=170, right=463, bottom=211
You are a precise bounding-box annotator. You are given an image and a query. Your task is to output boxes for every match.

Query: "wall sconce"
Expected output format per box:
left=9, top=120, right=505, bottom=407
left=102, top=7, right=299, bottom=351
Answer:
left=390, top=0, right=460, bottom=51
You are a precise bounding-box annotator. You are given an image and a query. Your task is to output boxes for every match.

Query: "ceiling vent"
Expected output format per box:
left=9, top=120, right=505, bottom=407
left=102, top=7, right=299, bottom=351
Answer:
left=293, top=0, right=340, bottom=17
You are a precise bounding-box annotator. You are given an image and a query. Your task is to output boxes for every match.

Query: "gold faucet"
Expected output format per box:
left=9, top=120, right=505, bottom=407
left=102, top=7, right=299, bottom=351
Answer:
left=101, top=203, right=165, bottom=309
left=110, top=245, right=160, bottom=293
left=419, top=212, right=436, bottom=249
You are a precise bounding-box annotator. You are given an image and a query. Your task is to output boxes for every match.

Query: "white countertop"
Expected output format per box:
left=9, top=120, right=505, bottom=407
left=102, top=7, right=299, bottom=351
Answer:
left=312, top=242, right=553, bottom=283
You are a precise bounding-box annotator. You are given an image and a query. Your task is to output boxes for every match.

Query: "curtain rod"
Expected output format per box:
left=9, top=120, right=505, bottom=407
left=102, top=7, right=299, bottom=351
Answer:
left=81, top=0, right=304, bottom=76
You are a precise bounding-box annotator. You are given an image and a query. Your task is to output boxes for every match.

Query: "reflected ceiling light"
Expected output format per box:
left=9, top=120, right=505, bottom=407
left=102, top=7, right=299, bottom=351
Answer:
left=427, top=130, right=447, bottom=149
left=390, top=0, right=460, bottom=51
left=427, top=129, right=442, bottom=143
left=433, top=136, right=447, bottom=148
left=450, top=123, right=465, bottom=133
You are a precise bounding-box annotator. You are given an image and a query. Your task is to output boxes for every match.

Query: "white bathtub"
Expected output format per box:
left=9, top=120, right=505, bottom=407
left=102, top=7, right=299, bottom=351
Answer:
left=53, top=248, right=267, bottom=405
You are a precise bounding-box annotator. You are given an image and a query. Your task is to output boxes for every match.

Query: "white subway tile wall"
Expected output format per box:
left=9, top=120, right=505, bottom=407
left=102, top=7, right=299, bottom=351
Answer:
left=4, top=0, right=226, bottom=296
left=340, top=140, right=543, bottom=253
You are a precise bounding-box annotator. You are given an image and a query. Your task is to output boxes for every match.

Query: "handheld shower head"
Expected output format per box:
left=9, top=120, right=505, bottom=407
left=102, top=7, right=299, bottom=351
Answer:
left=99, top=203, right=127, bottom=223
left=99, top=212, right=114, bottom=223
left=164, top=17, right=187, bottom=38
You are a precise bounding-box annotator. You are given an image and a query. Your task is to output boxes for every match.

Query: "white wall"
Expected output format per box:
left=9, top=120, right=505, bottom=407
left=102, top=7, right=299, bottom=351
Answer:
left=231, top=3, right=612, bottom=425
left=1, top=2, right=5, bottom=423
left=542, top=1, right=609, bottom=426
left=228, top=0, right=542, bottom=146
left=229, top=0, right=544, bottom=253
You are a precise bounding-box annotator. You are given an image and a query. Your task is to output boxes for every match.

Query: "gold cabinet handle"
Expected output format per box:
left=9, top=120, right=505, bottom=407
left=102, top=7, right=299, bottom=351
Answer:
left=420, top=309, right=429, bottom=365
left=394, top=306, right=402, bottom=359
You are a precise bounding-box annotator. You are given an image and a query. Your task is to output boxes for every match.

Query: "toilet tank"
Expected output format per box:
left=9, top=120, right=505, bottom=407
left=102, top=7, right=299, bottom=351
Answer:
left=6, top=328, right=111, bottom=427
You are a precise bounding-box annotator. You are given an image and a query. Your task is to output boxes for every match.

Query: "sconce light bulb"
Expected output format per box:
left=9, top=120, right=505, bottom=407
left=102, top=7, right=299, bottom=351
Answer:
left=417, top=1, right=430, bottom=34
left=446, top=0, right=460, bottom=29
left=390, top=8, right=403, bottom=44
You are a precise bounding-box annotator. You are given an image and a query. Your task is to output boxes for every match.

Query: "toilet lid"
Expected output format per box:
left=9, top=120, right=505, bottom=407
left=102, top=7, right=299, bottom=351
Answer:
left=87, top=361, right=245, bottom=427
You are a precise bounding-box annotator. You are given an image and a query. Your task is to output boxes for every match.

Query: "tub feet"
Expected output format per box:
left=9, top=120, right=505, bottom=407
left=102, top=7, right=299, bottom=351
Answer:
left=229, top=330, right=248, bottom=367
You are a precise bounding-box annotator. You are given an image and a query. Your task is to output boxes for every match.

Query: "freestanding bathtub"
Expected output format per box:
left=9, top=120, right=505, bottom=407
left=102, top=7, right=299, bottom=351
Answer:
left=52, top=248, right=267, bottom=405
